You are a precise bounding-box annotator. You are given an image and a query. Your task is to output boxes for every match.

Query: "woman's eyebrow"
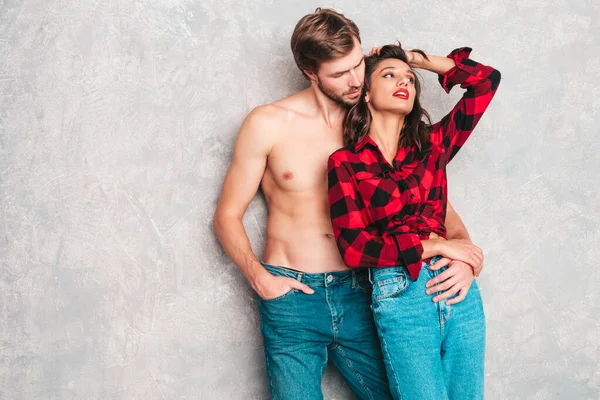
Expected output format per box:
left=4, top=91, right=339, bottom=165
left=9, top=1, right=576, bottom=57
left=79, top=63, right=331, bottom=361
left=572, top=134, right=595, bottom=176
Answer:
left=379, top=66, right=415, bottom=76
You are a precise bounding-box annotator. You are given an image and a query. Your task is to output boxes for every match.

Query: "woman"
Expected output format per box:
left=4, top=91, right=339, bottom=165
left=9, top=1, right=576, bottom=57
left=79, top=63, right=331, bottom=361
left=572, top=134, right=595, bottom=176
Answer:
left=327, top=44, right=501, bottom=400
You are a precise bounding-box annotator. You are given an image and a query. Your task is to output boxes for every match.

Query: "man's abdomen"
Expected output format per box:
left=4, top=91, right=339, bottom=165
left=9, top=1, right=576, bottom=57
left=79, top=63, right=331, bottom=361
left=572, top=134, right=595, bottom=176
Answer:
left=263, top=211, right=348, bottom=273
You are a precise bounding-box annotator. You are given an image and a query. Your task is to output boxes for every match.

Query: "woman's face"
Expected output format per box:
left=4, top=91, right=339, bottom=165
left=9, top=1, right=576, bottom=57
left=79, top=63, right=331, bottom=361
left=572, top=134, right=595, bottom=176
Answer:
left=365, top=58, right=417, bottom=116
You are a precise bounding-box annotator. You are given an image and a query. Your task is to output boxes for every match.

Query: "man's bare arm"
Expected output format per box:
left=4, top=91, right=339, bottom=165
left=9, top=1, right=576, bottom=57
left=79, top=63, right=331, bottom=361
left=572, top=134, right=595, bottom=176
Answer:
left=425, top=200, right=484, bottom=304
left=445, top=201, right=471, bottom=242
left=213, top=106, right=313, bottom=300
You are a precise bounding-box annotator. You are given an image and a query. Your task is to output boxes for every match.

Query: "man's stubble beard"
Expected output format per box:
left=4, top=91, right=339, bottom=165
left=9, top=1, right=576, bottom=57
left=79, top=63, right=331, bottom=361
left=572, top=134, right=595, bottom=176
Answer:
left=317, top=79, right=361, bottom=108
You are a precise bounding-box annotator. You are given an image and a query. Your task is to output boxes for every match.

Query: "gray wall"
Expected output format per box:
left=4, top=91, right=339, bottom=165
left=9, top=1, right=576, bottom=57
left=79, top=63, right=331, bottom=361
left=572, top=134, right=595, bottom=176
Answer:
left=1, top=0, right=598, bottom=399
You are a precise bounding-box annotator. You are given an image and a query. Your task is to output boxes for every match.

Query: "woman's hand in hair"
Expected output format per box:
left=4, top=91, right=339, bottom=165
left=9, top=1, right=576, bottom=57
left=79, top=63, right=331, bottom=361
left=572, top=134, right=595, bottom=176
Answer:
left=369, top=46, right=384, bottom=56
left=369, top=45, right=416, bottom=64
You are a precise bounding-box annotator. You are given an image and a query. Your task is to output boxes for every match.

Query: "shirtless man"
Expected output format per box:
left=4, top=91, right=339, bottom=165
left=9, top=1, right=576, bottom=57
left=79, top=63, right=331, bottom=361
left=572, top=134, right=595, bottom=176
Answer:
left=213, top=8, right=483, bottom=400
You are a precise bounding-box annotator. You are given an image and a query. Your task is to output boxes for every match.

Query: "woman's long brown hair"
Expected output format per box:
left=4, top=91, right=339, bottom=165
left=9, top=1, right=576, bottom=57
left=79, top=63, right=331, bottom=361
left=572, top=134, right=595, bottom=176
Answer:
left=343, top=44, right=432, bottom=157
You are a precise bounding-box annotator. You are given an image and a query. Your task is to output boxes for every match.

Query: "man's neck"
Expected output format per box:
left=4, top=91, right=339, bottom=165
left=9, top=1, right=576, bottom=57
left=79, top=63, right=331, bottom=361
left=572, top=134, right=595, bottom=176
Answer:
left=309, top=84, right=347, bottom=129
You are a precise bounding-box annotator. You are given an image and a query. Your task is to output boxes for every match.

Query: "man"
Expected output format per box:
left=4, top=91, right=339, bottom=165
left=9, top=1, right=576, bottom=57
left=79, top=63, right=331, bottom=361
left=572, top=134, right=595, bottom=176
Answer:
left=213, top=8, right=483, bottom=400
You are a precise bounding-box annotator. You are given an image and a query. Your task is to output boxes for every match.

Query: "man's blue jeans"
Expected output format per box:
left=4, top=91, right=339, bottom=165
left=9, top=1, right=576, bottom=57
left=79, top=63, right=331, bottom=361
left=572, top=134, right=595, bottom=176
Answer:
left=258, top=263, right=392, bottom=400
left=370, top=257, right=486, bottom=400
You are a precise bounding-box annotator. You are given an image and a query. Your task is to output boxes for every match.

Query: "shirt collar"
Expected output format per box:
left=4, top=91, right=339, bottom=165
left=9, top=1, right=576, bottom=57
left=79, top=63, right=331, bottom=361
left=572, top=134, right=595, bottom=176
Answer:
left=354, top=135, right=377, bottom=152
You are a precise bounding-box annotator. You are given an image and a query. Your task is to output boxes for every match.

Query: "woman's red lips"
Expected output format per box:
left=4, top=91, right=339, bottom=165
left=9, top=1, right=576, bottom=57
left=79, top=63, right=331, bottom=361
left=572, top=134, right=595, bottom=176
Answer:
left=393, top=89, right=409, bottom=99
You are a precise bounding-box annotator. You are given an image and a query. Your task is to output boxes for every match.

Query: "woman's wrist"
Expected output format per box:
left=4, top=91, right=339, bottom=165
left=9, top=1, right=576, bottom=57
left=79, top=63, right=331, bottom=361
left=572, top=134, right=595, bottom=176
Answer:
left=407, top=51, right=426, bottom=68
left=422, top=238, right=444, bottom=259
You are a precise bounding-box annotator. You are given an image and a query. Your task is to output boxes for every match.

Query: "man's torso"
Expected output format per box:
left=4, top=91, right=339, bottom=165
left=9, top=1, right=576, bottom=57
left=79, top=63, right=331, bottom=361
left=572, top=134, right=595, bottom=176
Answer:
left=259, top=89, right=348, bottom=273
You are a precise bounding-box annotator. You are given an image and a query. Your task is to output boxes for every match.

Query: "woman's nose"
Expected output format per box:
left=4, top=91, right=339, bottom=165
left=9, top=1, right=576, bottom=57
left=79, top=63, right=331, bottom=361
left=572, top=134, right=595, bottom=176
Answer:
left=396, top=77, right=409, bottom=86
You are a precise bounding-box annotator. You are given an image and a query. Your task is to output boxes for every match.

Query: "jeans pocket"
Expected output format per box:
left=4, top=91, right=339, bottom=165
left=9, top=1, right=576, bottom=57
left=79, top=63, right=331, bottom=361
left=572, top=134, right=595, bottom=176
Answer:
left=373, top=270, right=409, bottom=301
left=260, top=289, right=295, bottom=303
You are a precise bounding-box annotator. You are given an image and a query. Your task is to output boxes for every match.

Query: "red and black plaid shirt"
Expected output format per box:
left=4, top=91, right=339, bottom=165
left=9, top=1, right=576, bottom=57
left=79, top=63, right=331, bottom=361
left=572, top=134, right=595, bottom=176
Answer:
left=327, top=47, right=501, bottom=280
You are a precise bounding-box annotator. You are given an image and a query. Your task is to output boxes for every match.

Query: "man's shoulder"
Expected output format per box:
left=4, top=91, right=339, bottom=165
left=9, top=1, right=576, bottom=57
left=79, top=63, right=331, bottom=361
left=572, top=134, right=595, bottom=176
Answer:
left=245, top=103, right=284, bottom=124
left=239, top=103, right=287, bottom=144
left=269, top=89, right=314, bottom=119
left=245, top=90, right=312, bottom=130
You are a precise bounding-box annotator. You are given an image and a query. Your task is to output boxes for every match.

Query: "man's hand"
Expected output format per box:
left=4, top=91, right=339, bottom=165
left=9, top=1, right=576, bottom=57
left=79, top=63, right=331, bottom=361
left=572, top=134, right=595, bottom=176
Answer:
left=425, top=259, right=474, bottom=305
left=254, top=273, right=314, bottom=301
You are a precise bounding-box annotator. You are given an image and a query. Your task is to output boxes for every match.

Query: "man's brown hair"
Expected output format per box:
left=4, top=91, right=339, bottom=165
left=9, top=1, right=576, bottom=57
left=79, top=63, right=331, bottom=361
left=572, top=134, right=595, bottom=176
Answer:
left=291, top=8, right=361, bottom=79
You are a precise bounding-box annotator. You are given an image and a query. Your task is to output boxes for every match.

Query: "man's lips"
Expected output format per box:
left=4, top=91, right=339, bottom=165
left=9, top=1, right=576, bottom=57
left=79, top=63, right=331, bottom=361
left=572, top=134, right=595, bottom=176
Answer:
left=393, top=89, right=409, bottom=99
left=346, top=89, right=360, bottom=98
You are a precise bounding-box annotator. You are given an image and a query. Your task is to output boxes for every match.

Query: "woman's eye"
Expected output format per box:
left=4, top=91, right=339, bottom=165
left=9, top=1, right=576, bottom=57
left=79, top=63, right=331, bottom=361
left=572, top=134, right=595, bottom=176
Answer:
left=384, top=73, right=394, bottom=78
left=408, top=77, right=415, bottom=83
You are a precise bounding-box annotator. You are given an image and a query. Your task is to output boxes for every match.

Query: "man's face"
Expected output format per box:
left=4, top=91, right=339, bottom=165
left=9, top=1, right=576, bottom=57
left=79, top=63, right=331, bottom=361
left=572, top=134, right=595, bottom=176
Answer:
left=313, top=37, right=365, bottom=107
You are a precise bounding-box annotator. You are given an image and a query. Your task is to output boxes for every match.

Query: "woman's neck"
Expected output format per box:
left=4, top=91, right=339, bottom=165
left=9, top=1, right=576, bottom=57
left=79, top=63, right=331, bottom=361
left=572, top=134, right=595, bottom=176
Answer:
left=368, top=111, right=405, bottom=164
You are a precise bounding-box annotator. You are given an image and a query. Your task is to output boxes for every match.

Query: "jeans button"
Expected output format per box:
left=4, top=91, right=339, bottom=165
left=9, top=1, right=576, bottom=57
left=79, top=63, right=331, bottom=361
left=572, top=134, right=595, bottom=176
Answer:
left=326, top=275, right=333, bottom=282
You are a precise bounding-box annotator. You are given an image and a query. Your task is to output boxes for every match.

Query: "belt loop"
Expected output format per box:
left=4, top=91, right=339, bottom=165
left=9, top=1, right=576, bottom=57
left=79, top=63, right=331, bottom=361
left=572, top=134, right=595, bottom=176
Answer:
left=351, top=271, right=357, bottom=288
left=368, top=268, right=373, bottom=285
left=296, top=272, right=303, bottom=283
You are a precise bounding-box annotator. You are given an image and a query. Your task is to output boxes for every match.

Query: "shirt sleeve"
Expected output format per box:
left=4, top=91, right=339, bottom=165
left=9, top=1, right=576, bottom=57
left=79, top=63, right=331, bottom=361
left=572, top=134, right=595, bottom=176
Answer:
left=327, top=153, right=424, bottom=278
left=431, top=47, right=502, bottom=163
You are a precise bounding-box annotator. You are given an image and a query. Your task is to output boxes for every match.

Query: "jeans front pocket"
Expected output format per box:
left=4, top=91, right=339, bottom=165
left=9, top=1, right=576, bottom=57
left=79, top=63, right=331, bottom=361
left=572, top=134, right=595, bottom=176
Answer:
left=260, top=288, right=296, bottom=303
left=372, top=269, right=409, bottom=301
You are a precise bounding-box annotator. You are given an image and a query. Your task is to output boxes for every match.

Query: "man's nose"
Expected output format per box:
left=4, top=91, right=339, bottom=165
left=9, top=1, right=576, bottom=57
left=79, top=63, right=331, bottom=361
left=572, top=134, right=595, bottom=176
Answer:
left=348, top=70, right=360, bottom=87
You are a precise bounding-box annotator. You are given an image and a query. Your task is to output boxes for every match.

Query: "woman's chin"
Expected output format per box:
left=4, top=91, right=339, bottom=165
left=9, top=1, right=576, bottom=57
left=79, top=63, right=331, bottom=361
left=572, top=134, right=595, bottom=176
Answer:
left=375, top=106, right=413, bottom=116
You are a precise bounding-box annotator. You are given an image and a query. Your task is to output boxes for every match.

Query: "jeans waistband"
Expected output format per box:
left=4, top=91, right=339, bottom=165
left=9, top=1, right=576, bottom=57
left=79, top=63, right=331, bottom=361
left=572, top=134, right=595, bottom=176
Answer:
left=261, top=262, right=368, bottom=288
left=368, top=256, right=443, bottom=282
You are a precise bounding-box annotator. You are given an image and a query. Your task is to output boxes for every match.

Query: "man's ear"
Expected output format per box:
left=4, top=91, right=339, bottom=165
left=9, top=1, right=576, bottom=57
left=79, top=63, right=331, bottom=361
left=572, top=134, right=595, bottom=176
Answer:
left=304, top=69, right=318, bottom=83
left=365, top=93, right=370, bottom=103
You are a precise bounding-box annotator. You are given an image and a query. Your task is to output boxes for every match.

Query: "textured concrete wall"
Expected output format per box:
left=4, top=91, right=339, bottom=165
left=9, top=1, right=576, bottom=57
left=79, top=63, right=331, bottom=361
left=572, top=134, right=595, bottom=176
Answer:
left=1, top=0, right=599, bottom=399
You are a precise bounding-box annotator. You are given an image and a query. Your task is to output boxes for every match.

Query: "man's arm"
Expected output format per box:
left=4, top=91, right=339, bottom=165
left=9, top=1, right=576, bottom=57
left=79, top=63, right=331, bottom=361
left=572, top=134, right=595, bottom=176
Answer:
left=426, top=200, right=483, bottom=305
left=445, top=201, right=471, bottom=242
left=213, top=106, right=313, bottom=300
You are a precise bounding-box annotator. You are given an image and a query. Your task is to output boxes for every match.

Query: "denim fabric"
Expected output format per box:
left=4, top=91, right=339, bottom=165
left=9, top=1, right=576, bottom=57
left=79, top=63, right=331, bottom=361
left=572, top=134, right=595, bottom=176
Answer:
left=258, top=263, right=392, bottom=400
left=370, top=257, right=486, bottom=400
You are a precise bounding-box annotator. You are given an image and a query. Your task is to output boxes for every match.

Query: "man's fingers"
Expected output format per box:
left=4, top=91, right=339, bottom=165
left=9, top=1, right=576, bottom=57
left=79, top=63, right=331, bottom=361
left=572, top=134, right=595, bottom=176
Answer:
left=288, top=279, right=314, bottom=294
left=446, top=287, right=469, bottom=305
left=426, top=276, right=458, bottom=295
left=429, top=257, right=451, bottom=271
left=432, top=285, right=461, bottom=303
left=426, top=269, right=452, bottom=288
